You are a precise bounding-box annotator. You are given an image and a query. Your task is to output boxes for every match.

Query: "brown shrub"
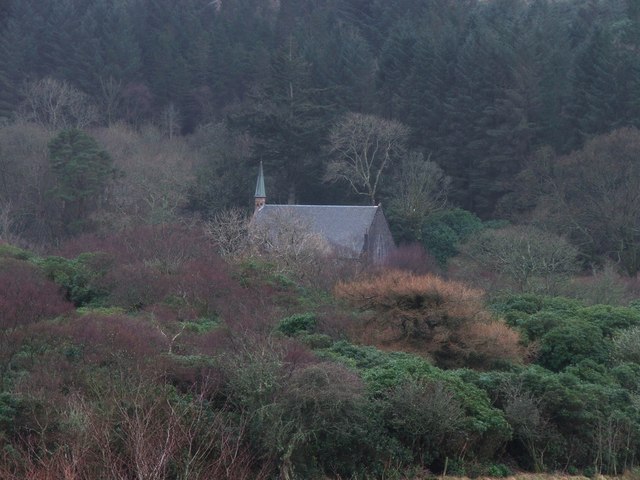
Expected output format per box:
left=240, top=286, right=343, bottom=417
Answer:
left=455, top=320, right=525, bottom=368
left=335, top=270, right=524, bottom=368
left=335, top=270, right=490, bottom=335
left=381, top=243, right=440, bottom=275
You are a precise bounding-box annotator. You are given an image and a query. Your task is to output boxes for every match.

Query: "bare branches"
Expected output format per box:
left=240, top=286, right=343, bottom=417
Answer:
left=17, top=78, right=98, bottom=131
left=204, top=208, right=251, bottom=258
left=325, top=112, right=408, bottom=204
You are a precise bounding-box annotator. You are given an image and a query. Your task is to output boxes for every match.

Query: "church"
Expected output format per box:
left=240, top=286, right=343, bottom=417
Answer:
left=251, top=163, right=396, bottom=264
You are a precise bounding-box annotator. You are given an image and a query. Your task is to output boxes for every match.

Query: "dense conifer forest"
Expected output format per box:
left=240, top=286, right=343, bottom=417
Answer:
left=2, top=0, right=640, bottom=478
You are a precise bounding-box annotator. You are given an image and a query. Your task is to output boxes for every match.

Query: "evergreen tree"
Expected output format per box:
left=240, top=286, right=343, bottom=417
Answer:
left=235, top=37, right=335, bottom=205
left=48, top=129, right=115, bottom=234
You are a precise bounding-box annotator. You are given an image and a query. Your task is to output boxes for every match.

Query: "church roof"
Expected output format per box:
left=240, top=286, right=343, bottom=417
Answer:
left=252, top=204, right=380, bottom=255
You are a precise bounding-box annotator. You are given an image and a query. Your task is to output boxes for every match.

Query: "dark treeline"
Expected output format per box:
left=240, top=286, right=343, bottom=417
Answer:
left=2, top=0, right=640, bottom=213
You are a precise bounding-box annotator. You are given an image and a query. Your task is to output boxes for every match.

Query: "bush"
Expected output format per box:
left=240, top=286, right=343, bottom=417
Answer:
left=487, top=463, right=513, bottom=477
left=276, top=313, right=317, bottom=336
left=421, top=208, right=484, bottom=265
left=612, top=326, right=640, bottom=364
left=538, top=320, right=608, bottom=371
left=334, top=270, right=523, bottom=368
left=322, top=342, right=512, bottom=463
left=382, top=243, right=440, bottom=275
left=457, top=225, right=578, bottom=294
left=0, top=258, right=73, bottom=329
left=36, top=253, right=109, bottom=306
left=0, top=243, right=32, bottom=260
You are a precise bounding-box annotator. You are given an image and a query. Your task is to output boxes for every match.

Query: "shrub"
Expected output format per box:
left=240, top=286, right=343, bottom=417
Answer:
left=385, top=380, right=466, bottom=465
left=335, top=270, right=491, bottom=338
left=487, top=463, right=513, bottom=477
left=334, top=270, right=523, bottom=367
left=276, top=313, right=317, bottom=336
left=36, top=253, right=108, bottom=306
left=382, top=243, right=440, bottom=275
left=457, top=225, right=578, bottom=294
left=322, top=342, right=512, bottom=463
left=538, top=320, right=608, bottom=371
left=0, top=259, right=73, bottom=329
left=0, top=243, right=32, bottom=260
left=222, top=339, right=386, bottom=478
left=612, top=326, right=640, bottom=364
left=421, top=208, right=484, bottom=265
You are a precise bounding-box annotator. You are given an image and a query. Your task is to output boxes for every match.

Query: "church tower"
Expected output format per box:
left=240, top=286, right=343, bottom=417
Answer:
left=254, top=161, right=266, bottom=211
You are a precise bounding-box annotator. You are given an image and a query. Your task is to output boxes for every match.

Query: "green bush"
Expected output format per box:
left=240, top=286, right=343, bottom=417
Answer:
left=0, top=392, right=21, bottom=441
left=487, top=463, right=512, bottom=477
left=322, top=342, right=512, bottom=462
left=421, top=208, right=484, bottom=265
left=580, top=304, right=640, bottom=336
left=35, top=254, right=108, bottom=306
left=0, top=244, right=32, bottom=260
left=276, top=313, right=317, bottom=336
left=538, top=320, right=608, bottom=371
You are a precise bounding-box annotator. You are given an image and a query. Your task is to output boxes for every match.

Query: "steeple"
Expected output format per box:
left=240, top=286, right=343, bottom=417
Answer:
left=254, top=161, right=266, bottom=210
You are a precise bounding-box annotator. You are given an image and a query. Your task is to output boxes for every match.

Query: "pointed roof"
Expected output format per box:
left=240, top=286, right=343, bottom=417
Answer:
left=252, top=204, right=381, bottom=255
left=255, top=161, right=266, bottom=198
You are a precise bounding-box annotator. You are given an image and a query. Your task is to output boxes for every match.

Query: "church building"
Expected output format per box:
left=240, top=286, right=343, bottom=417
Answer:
left=251, top=163, right=396, bottom=264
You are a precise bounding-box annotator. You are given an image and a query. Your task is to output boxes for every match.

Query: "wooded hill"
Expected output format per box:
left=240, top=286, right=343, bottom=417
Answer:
left=2, top=3, right=640, bottom=476
left=2, top=1, right=640, bottom=253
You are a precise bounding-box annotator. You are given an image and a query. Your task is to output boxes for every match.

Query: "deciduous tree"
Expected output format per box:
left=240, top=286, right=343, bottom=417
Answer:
left=326, top=112, right=408, bottom=205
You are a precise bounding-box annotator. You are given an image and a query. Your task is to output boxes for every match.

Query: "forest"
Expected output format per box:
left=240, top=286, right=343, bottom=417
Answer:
left=2, top=0, right=640, bottom=478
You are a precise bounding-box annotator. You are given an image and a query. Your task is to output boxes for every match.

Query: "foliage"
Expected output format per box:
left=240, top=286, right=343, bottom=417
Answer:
left=48, top=128, right=115, bottom=235
left=421, top=208, right=484, bottom=265
left=322, top=341, right=512, bottom=463
left=520, top=128, right=640, bottom=275
left=276, top=313, right=317, bottom=337
left=612, top=325, right=640, bottom=364
left=335, top=269, right=524, bottom=368
left=1, top=233, right=640, bottom=477
left=35, top=253, right=108, bottom=306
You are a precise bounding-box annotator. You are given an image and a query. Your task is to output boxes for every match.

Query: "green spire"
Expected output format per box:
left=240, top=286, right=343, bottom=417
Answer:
left=255, top=161, right=266, bottom=198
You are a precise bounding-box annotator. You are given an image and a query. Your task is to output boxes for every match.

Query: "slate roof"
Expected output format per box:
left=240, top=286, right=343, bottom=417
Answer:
left=252, top=204, right=379, bottom=255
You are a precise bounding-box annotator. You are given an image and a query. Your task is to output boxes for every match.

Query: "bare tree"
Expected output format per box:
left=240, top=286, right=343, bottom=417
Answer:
left=92, top=124, right=196, bottom=228
left=389, top=152, right=450, bottom=240
left=250, top=210, right=331, bottom=279
left=501, top=380, right=555, bottom=472
left=0, top=201, right=16, bottom=243
left=518, top=128, right=640, bottom=275
left=160, top=102, right=181, bottom=140
left=204, top=208, right=251, bottom=258
left=325, top=112, right=408, bottom=204
left=458, top=225, right=579, bottom=293
left=18, top=77, right=98, bottom=130
left=98, top=76, right=124, bottom=126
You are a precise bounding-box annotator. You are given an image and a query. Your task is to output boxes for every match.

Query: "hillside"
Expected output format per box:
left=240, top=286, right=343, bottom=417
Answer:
left=0, top=226, right=639, bottom=478
left=2, top=1, right=640, bottom=276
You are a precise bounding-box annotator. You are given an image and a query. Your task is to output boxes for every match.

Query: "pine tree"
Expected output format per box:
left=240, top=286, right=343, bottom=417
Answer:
left=48, top=129, right=115, bottom=234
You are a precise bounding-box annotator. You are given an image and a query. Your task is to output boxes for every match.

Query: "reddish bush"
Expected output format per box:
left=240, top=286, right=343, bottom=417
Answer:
left=0, top=259, right=73, bottom=378
left=382, top=243, right=440, bottom=275
left=63, top=314, right=169, bottom=368
left=450, top=320, right=525, bottom=369
left=54, top=225, right=286, bottom=334
left=0, top=258, right=73, bottom=329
